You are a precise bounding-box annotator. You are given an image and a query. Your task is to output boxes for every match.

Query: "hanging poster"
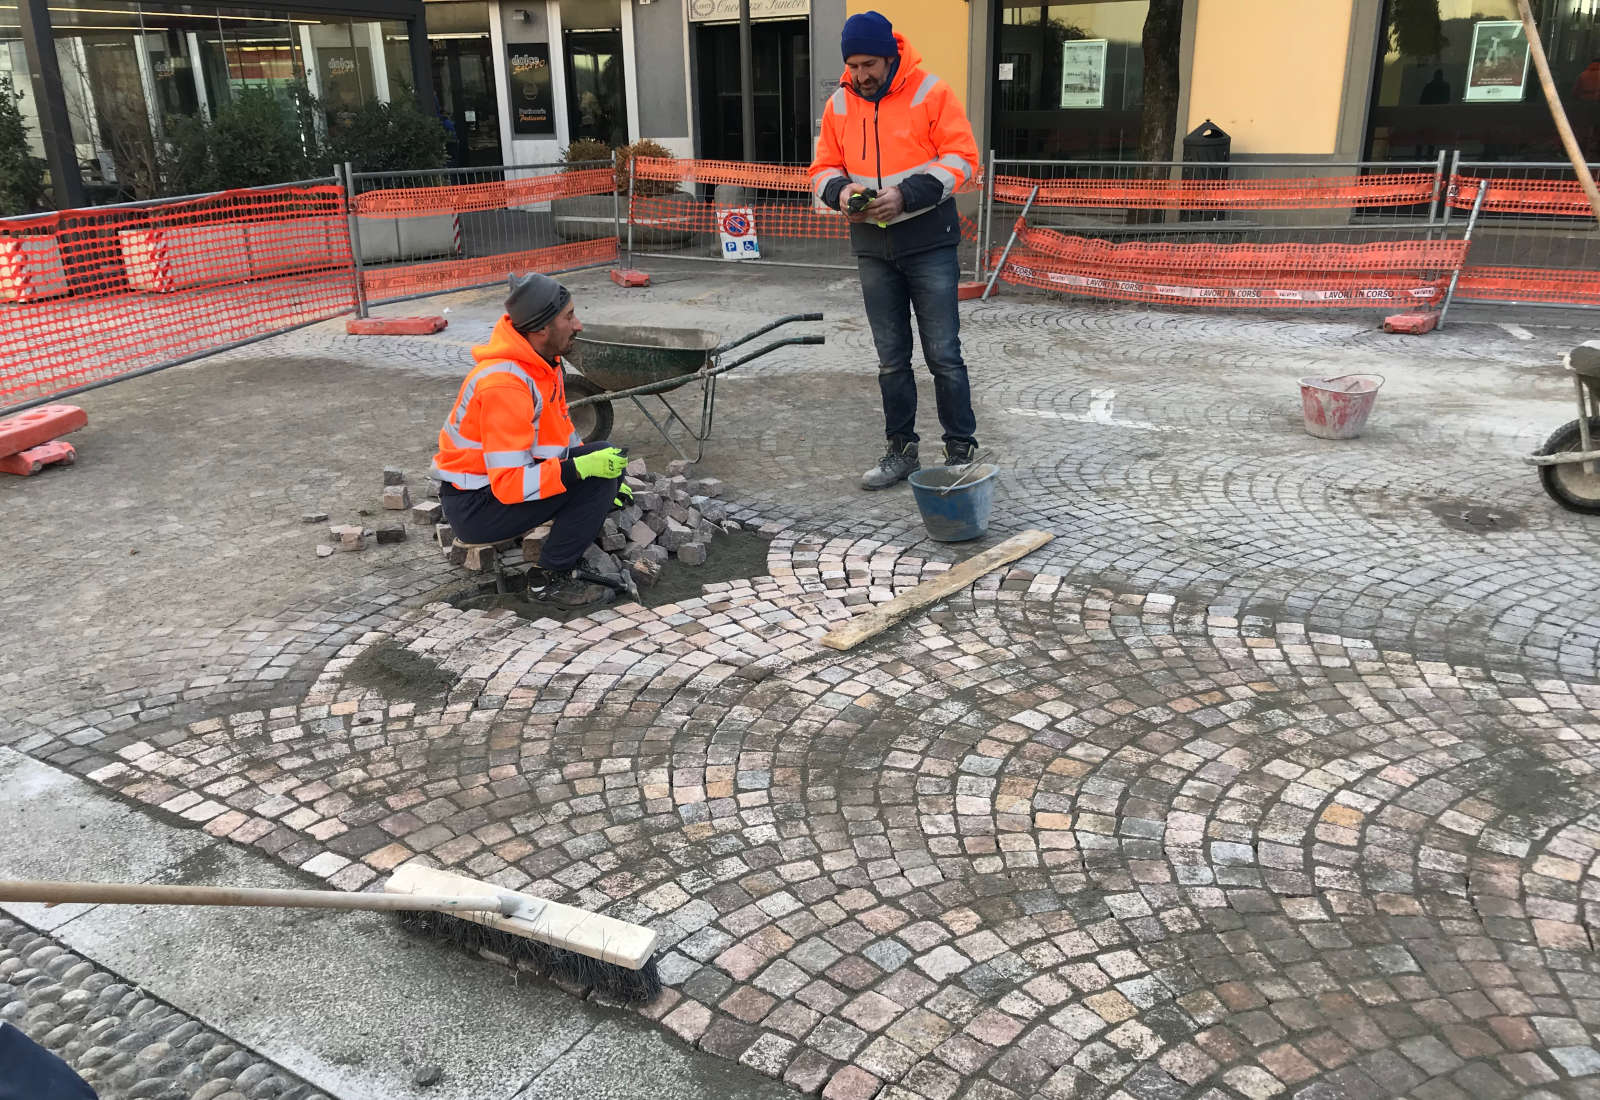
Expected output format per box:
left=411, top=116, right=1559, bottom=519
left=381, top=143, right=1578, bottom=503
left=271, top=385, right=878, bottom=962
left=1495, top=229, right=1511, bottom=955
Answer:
left=1059, top=39, right=1107, bottom=109
left=507, top=43, right=556, bottom=135
left=1464, top=20, right=1530, bottom=103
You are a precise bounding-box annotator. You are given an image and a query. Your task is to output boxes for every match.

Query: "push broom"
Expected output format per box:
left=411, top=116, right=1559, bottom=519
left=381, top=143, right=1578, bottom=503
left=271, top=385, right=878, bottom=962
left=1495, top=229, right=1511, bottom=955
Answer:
left=0, top=860, right=661, bottom=1003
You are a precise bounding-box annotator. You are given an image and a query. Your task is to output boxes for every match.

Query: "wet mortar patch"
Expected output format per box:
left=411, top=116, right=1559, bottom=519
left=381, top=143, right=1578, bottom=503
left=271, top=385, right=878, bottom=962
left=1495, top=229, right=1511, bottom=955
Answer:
left=1425, top=497, right=1525, bottom=533
left=342, top=638, right=457, bottom=701
left=448, top=529, right=773, bottom=622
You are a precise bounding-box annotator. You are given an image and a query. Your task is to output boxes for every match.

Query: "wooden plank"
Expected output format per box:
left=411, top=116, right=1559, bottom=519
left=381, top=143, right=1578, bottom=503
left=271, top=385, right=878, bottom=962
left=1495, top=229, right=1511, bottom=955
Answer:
left=819, top=529, right=1054, bottom=652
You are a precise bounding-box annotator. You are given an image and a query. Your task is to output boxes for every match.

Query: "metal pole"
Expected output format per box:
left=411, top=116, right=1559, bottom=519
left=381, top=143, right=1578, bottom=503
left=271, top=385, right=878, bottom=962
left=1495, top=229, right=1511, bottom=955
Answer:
left=739, top=0, right=756, bottom=162
left=343, top=162, right=369, bottom=319
left=982, top=184, right=1037, bottom=300
left=612, top=168, right=622, bottom=269
left=1437, top=180, right=1486, bottom=329
left=627, top=158, right=636, bottom=268
left=17, top=0, right=84, bottom=209
left=1441, top=148, right=1460, bottom=233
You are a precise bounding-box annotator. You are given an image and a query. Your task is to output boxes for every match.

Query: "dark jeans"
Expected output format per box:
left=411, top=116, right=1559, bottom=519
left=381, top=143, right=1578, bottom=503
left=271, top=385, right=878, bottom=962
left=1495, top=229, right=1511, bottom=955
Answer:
left=857, top=244, right=977, bottom=449
left=439, top=441, right=618, bottom=571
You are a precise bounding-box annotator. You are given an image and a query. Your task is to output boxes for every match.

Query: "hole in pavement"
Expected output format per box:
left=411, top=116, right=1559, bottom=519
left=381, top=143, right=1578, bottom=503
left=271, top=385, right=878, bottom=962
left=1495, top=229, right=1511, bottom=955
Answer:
left=1424, top=498, right=1525, bottom=534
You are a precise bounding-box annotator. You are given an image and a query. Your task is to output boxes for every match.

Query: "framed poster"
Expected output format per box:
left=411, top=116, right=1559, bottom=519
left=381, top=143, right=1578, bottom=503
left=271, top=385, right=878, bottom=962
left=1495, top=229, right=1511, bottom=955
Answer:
left=1059, top=39, right=1107, bottom=109
left=1464, top=20, right=1529, bottom=103
left=507, top=43, right=556, bottom=135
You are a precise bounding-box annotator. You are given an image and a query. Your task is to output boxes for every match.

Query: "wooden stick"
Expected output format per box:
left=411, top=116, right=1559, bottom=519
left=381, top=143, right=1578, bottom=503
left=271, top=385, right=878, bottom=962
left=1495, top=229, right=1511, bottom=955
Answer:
left=1517, top=0, right=1600, bottom=225
left=0, top=879, right=517, bottom=916
left=819, top=529, right=1054, bottom=652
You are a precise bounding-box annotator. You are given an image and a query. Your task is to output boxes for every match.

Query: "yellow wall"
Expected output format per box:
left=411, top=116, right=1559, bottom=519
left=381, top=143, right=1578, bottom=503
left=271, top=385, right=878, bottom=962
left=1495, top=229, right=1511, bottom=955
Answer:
left=845, top=0, right=970, bottom=111
left=1186, top=0, right=1356, bottom=155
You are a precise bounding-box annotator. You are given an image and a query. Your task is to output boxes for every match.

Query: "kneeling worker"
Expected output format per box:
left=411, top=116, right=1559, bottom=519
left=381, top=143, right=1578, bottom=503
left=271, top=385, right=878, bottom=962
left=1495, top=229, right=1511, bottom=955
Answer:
left=432, top=272, right=628, bottom=610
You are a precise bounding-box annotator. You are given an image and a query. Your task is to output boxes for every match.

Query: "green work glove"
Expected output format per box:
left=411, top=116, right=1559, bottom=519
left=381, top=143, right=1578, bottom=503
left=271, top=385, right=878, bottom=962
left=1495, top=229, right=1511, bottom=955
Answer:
left=613, top=483, right=633, bottom=508
left=573, top=447, right=626, bottom=480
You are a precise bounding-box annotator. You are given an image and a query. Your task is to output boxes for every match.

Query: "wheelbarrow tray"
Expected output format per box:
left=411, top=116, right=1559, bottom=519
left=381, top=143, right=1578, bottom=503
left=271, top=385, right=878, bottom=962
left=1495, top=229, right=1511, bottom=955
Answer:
left=569, top=324, right=721, bottom=395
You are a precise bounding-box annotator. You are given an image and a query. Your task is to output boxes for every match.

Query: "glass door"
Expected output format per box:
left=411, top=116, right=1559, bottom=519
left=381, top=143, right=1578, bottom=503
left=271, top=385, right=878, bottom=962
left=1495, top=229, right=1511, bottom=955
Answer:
left=431, top=36, right=502, bottom=166
left=563, top=28, right=626, bottom=145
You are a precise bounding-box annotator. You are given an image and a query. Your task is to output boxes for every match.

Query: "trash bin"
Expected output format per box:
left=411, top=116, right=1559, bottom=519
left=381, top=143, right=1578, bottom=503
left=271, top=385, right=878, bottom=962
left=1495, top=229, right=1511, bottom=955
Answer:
left=1181, top=119, right=1230, bottom=221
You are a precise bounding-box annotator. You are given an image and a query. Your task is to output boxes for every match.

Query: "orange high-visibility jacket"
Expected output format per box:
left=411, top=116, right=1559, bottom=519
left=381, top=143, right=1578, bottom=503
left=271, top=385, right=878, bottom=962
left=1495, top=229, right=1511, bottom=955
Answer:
left=431, top=316, right=582, bottom=505
left=808, top=34, right=980, bottom=226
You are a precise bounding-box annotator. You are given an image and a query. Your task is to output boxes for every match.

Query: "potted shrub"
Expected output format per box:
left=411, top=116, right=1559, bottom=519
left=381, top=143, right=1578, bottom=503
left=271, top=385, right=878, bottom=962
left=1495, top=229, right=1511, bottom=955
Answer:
left=551, top=138, right=619, bottom=244
left=614, top=138, right=699, bottom=250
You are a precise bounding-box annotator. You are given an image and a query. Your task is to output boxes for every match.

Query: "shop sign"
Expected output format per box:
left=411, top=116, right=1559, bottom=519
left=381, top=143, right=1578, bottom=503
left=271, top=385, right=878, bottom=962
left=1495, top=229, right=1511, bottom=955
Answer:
left=507, top=44, right=556, bottom=135
left=689, top=0, right=809, bottom=23
left=1464, top=20, right=1530, bottom=103
left=718, top=208, right=760, bottom=260
left=1058, top=39, right=1106, bottom=109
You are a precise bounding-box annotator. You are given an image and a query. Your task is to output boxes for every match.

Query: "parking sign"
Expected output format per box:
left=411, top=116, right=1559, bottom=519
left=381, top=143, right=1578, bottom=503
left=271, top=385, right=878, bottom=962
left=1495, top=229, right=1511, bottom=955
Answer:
left=717, top=208, right=761, bottom=260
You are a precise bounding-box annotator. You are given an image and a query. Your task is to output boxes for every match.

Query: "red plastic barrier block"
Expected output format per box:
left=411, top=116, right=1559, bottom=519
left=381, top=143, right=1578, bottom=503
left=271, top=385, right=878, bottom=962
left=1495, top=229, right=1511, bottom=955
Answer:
left=0, top=440, right=76, bottom=476
left=346, top=316, right=449, bottom=336
left=610, top=268, right=651, bottom=288
left=1382, top=312, right=1439, bottom=335
left=0, top=404, right=88, bottom=458
left=958, top=281, right=987, bottom=301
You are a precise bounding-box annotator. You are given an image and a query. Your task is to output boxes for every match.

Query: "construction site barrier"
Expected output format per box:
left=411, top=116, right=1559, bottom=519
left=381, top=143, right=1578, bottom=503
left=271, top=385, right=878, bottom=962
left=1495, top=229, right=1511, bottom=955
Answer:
left=361, top=238, right=618, bottom=301
left=1454, top=265, right=1600, bottom=307
left=352, top=168, right=616, bottom=217
left=991, top=172, right=1441, bottom=211
left=1448, top=175, right=1598, bottom=216
left=992, top=223, right=1463, bottom=308
left=1, top=182, right=356, bottom=409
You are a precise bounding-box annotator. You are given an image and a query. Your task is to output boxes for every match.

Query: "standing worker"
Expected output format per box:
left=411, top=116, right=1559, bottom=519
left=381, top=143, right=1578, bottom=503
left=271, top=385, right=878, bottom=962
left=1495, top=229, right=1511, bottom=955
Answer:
left=432, top=272, right=630, bottom=611
left=809, top=11, right=982, bottom=490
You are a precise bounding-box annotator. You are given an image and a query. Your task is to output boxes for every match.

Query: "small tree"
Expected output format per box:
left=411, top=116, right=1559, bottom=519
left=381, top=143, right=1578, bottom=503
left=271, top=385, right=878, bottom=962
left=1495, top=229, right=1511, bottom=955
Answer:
left=320, top=88, right=447, bottom=173
left=165, top=87, right=316, bottom=194
left=1136, top=0, right=1185, bottom=163
left=0, top=76, right=48, bottom=215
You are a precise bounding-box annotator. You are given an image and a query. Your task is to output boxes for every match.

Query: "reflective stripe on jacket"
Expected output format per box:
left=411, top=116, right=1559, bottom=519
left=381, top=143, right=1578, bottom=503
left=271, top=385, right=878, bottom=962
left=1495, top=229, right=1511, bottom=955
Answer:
left=431, top=315, right=583, bottom=505
left=807, top=33, right=980, bottom=226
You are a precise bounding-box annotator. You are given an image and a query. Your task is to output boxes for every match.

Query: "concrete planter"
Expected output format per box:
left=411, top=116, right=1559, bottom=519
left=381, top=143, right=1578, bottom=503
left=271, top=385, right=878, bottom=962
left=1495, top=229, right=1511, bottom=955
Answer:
left=353, top=213, right=459, bottom=264
left=554, top=191, right=701, bottom=249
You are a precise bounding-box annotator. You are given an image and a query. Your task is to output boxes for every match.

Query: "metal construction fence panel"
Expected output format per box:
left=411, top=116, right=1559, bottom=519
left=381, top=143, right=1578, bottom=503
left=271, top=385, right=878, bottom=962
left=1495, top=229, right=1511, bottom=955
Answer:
left=346, top=161, right=620, bottom=309
left=1447, top=160, right=1600, bottom=308
left=625, top=157, right=984, bottom=274
left=0, top=179, right=356, bottom=409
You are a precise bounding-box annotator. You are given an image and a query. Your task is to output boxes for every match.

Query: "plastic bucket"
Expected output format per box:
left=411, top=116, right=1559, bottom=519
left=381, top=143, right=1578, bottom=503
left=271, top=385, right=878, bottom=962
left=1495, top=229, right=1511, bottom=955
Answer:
left=908, top=464, right=998, bottom=542
left=1299, top=373, right=1384, bottom=440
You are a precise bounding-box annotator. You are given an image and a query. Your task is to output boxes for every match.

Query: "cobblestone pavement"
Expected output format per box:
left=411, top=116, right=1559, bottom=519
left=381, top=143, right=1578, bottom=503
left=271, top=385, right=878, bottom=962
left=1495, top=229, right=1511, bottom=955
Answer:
left=1, top=917, right=328, bottom=1100
left=5, top=262, right=1600, bottom=1100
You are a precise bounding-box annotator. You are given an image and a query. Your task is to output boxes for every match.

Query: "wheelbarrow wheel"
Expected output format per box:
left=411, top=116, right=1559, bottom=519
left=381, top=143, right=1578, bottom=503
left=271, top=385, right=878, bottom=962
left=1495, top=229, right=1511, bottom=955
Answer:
left=564, top=373, right=614, bottom=444
left=1537, top=417, right=1600, bottom=514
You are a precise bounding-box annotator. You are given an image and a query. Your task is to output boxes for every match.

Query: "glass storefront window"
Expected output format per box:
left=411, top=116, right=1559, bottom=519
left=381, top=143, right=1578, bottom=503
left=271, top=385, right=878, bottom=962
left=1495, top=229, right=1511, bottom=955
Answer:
left=994, top=0, right=1148, bottom=159
left=427, top=1, right=500, bottom=166
left=1369, top=0, right=1600, bottom=161
left=560, top=0, right=627, bottom=146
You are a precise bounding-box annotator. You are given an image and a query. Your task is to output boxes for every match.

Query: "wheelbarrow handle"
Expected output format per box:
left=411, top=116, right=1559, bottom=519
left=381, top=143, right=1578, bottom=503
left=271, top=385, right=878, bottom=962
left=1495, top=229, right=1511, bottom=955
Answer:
left=713, top=313, right=826, bottom=356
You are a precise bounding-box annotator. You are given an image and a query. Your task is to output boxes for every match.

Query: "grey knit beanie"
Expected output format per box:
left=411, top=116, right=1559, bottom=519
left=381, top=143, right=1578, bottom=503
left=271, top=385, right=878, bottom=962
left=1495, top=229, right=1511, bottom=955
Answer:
left=505, top=271, right=571, bottom=332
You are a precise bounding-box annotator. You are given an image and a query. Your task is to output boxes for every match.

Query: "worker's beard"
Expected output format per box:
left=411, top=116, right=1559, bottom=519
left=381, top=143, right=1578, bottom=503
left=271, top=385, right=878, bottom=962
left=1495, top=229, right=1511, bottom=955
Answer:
left=853, top=76, right=880, bottom=97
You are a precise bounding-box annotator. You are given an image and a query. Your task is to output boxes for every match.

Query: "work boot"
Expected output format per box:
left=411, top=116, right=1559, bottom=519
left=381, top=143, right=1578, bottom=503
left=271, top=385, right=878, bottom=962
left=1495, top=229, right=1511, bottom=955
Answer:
left=523, top=566, right=613, bottom=610
left=944, top=440, right=979, bottom=466
left=860, top=440, right=920, bottom=490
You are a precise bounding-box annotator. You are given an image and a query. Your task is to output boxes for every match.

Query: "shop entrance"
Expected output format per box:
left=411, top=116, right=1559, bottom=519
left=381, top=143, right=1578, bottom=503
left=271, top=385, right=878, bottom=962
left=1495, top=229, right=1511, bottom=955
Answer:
left=563, top=28, right=629, bottom=146
left=695, top=19, right=810, bottom=163
left=431, top=36, right=502, bottom=167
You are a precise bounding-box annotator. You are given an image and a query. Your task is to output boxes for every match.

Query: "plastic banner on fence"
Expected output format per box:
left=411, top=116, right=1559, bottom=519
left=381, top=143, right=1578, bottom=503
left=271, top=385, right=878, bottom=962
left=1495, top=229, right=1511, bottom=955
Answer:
left=1, top=184, right=356, bottom=409
left=992, top=223, right=1464, bottom=308
left=1449, top=175, right=1599, bottom=216
left=353, top=168, right=615, bottom=218
left=362, top=238, right=618, bottom=301
left=1455, top=265, right=1600, bottom=306
left=992, top=172, right=1439, bottom=211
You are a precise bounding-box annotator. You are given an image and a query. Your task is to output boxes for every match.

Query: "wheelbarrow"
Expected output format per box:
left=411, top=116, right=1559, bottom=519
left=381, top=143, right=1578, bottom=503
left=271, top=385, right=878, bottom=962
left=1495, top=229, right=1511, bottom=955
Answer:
left=563, top=313, right=824, bottom=462
left=1527, top=344, right=1600, bottom=514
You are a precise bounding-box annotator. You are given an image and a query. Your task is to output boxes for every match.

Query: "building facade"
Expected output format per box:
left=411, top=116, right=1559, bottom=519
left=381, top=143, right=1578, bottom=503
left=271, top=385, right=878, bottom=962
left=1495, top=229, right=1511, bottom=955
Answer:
left=5, top=0, right=1596, bottom=211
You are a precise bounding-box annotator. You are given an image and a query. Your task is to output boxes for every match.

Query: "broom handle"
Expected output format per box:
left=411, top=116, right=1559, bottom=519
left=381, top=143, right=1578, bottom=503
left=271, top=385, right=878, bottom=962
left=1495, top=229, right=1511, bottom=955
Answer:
left=1517, top=0, right=1600, bottom=225
left=0, top=879, right=517, bottom=917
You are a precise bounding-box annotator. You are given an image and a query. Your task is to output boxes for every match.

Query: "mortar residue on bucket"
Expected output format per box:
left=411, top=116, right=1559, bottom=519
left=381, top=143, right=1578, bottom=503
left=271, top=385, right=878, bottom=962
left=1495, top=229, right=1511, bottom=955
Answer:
left=1299, top=373, right=1383, bottom=440
left=908, top=464, right=998, bottom=542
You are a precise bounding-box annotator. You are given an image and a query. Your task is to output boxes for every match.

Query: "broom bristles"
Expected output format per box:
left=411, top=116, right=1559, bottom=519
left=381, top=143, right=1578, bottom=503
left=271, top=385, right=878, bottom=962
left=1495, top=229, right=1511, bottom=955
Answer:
left=398, top=908, right=663, bottom=1004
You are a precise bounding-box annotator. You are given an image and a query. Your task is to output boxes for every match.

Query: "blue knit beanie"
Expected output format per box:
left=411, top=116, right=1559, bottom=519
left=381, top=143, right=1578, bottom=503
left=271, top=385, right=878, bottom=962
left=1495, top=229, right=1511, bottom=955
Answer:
left=841, top=12, right=897, bottom=61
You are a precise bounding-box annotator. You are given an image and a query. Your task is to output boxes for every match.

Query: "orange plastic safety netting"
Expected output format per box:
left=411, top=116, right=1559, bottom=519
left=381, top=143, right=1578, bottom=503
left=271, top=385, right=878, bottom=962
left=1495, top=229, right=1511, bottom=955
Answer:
left=630, top=156, right=984, bottom=195
left=362, top=238, right=618, bottom=301
left=1, top=184, right=355, bottom=408
left=992, top=172, right=1439, bottom=211
left=991, top=223, right=1464, bottom=308
left=1455, top=265, right=1600, bottom=307
left=353, top=168, right=615, bottom=217
left=1448, top=175, right=1600, bottom=216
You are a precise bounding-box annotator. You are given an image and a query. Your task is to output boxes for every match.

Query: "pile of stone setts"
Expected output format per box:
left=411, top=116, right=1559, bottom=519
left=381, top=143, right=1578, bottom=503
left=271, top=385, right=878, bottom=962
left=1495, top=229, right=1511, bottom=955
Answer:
left=306, top=467, right=415, bottom=555
left=426, top=457, right=738, bottom=592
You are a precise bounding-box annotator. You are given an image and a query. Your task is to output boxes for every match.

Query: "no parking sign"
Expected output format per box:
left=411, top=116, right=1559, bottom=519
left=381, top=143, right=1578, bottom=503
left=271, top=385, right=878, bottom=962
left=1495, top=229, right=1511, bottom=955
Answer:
left=717, top=208, right=761, bottom=260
